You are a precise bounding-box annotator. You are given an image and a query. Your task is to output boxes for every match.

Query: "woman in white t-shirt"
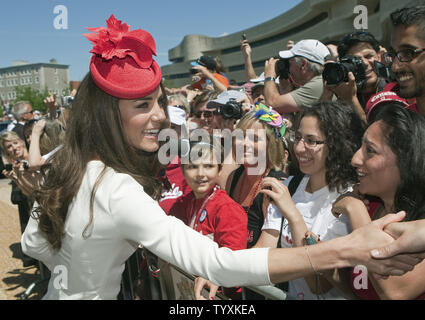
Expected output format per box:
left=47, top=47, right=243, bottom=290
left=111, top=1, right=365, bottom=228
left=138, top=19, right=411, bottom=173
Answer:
left=258, top=101, right=365, bottom=300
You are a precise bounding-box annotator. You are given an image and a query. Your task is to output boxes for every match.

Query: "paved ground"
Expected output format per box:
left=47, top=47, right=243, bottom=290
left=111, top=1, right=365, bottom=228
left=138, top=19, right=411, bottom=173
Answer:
left=0, top=178, right=46, bottom=300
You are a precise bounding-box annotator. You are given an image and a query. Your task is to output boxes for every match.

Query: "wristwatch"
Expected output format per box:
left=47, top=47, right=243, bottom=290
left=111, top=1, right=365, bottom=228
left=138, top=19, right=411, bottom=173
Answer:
left=264, top=76, right=276, bottom=83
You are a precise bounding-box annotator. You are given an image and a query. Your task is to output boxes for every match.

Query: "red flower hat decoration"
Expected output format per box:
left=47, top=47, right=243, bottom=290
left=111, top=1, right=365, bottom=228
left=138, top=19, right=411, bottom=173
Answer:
left=84, top=15, right=162, bottom=99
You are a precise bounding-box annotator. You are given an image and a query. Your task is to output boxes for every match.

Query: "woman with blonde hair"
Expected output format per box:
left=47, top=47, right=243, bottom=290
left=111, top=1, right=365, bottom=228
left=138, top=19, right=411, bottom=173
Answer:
left=1, top=130, right=36, bottom=266
left=228, top=105, right=290, bottom=248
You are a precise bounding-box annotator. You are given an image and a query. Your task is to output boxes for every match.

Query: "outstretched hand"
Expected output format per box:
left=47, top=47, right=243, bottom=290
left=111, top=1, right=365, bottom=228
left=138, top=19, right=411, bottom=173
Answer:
left=371, top=219, right=425, bottom=262
left=193, top=277, right=218, bottom=300
left=346, top=211, right=423, bottom=277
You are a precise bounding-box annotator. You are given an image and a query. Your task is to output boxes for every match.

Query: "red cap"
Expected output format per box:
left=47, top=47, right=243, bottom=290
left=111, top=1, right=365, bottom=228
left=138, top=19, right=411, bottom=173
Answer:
left=84, top=15, right=161, bottom=99
left=365, top=91, right=409, bottom=120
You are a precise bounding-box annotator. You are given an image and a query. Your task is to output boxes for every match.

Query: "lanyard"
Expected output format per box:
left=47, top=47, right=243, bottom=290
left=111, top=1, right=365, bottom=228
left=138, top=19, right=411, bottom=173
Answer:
left=189, top=185, right=219, bottom=229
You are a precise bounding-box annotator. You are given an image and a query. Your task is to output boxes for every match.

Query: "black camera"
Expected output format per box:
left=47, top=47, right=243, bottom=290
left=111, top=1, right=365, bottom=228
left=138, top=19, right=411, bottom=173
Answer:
left=275, top=58, right=290, bottom=80
left=5, top=164, right=12, bottom=171
left=190, top=68, right=200, bottom=75
left=322, top=55, right=366, bottom=89
left=374, top=60, right=396, bottom=82
left=61, top=96, right=74, bottom=107
left=217, top=99, right=243, bottom=120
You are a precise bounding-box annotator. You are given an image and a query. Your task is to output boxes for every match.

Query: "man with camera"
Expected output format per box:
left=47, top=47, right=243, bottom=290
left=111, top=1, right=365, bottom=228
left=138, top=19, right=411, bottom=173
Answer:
left=189, top=55, right=229, bottom=93
left=207, top=90, right=251, bottom=131
left=263, top=39, right=330, bottom=115
left=322, top=32, right=389, bottom=123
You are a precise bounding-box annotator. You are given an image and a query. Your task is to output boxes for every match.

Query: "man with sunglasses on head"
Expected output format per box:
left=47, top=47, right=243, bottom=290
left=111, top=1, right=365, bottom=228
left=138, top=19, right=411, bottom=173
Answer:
left=8, top=101, right=34, bottom=141
left=388, top=5, right=425, bottom=116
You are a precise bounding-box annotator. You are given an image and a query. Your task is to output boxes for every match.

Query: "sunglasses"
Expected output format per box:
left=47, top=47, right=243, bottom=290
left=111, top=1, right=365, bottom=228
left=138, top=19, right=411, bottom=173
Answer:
left=172, top=105, right=187, bottom=112
left=341, top=31, right=372, bottom=44
left=194, top=110, right=219, bottom=118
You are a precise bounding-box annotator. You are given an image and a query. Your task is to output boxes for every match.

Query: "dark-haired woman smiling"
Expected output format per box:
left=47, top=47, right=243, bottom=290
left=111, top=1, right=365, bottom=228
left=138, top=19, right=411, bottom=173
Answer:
left=332, top=104, right=425, bottom=299
left=258, top=101, right=365, bottom=300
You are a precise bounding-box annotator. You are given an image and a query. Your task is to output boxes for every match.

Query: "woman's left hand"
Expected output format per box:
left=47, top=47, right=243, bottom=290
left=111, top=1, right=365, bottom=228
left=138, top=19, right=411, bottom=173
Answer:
left=2, top=167, right=18, bottom=181
left=13, top=162, right=41, bottom=196
left=332, top=187, right=366, bottom=218
left=260, top=177, right=298, bottom=220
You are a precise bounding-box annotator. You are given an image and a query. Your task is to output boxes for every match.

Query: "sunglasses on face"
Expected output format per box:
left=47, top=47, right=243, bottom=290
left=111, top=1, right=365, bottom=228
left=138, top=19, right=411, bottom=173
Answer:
left=194, top=110, right=218, bottom=118
left=386, top=47, right=425, bottom=63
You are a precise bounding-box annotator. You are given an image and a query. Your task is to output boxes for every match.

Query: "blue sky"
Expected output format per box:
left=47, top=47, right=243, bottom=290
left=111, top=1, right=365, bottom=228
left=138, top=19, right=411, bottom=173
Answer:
left=0, top=0, right=303, bottom=81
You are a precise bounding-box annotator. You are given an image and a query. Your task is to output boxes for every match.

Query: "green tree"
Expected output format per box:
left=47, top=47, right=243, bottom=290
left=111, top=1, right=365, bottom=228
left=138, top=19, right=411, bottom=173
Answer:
left=14, top=86, right=50, bottom=113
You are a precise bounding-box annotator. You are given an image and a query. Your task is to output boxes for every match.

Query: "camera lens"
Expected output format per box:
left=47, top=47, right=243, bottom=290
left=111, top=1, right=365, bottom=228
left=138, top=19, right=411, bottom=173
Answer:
left=323, top=63, right=346, bottom=86
left=220, top=100, right=242, bottom=119
left=275, top=59, right=290, bottom=80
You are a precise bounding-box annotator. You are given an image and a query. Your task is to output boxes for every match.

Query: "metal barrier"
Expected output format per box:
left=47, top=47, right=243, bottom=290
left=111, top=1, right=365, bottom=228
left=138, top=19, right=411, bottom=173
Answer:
left=120, top=249, right=288, bottom=300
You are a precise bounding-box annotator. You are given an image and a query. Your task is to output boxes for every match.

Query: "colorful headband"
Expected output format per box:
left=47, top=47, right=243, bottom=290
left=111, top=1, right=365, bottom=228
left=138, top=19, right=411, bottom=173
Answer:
left=253, top=103, right=288, bottom=138
left=84, top=15, right=161, bottom=99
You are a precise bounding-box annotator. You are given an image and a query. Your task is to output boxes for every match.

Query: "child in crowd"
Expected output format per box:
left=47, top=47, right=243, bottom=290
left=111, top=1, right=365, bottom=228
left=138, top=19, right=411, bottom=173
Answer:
left=169, top=137, right=247, bottom=298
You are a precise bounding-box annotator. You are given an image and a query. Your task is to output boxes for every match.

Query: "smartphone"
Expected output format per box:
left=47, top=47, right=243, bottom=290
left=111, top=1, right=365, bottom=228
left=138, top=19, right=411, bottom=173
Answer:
left=242, top=33, right=247, bottom=40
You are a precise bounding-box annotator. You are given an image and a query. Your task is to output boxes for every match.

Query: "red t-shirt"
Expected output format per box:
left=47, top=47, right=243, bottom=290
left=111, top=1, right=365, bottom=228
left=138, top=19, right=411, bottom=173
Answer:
left=350, top=200, right=425, bottom=300
left=169, top=188, right=248, bottom=251
left=159, top=157, right=192, bottom=219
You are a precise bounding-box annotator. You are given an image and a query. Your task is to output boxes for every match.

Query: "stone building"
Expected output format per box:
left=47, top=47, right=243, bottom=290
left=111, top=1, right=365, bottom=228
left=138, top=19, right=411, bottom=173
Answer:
left=162, top=0, right=407, bottom=87
left=0, top=59, right=69, bottom=103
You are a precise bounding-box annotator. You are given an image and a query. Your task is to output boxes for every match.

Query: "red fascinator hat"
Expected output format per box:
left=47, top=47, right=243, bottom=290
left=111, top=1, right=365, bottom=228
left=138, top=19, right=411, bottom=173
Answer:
left=84, top=15, right=162, bottom=99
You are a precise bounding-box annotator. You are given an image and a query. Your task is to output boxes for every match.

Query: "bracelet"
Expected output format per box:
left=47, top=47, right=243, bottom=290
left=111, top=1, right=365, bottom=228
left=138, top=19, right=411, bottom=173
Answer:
left=305, top=246, right=322, bottom=276
left=264, top=76, right=276, bottom=83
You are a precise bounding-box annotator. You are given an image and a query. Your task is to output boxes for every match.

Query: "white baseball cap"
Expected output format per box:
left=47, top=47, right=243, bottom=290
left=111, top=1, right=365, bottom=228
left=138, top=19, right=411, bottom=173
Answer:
left=207, top=90, right=249, bottom=109
left=167, top=106, right=186, bottom=126
left=279, top=39, right=330, bottom=65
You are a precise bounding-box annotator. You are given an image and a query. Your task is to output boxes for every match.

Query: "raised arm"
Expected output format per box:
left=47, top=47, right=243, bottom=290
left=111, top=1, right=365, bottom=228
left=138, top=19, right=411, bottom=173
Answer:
left=240, top=40, right=257, bottom=82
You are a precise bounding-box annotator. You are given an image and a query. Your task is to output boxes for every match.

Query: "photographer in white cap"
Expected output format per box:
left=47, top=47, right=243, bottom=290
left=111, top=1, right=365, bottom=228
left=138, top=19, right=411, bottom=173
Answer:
left=263, top=39, right=330, bottom=115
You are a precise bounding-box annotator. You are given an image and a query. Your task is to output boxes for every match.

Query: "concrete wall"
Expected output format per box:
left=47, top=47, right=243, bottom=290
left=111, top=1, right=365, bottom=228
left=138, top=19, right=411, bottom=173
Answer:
left=162, top=0, right=407, bottom=88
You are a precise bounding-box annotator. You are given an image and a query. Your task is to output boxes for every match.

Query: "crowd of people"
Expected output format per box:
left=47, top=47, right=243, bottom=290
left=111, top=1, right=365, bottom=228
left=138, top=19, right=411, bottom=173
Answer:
left=1, top=4, right=425, bottom=300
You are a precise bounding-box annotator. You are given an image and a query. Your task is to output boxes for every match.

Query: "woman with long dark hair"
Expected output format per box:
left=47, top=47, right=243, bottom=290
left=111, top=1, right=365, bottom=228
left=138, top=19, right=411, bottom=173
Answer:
left=20, top=15, right=421, bottom=300
left=258, top=101, right=365, bottom=300
left=332, top=104, right=425, bottom=299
